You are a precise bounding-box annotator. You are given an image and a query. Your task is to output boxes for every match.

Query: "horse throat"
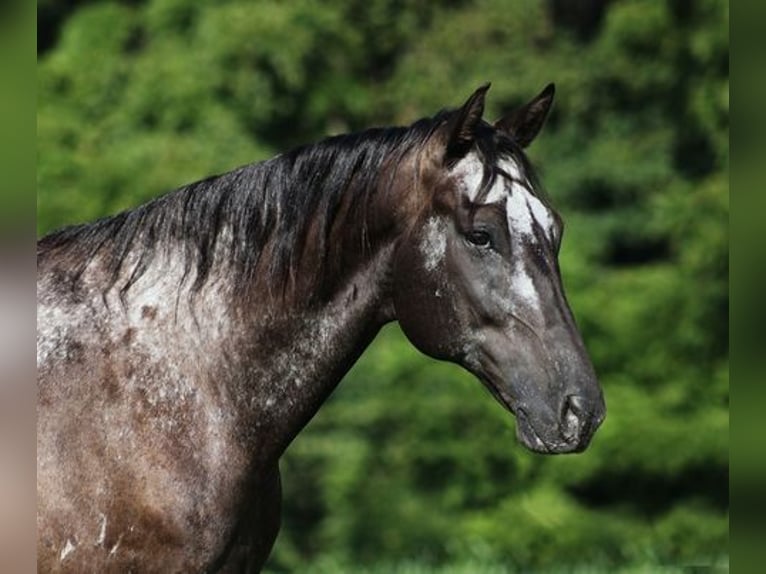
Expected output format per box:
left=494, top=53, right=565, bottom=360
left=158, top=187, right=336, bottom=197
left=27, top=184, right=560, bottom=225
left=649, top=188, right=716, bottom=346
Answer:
left=233, top=241, right=397, bottom=459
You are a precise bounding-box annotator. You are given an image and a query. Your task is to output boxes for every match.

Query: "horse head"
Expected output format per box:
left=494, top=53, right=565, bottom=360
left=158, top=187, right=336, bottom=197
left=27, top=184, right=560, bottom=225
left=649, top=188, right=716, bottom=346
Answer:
left=392, top=84, right=605, bottom=454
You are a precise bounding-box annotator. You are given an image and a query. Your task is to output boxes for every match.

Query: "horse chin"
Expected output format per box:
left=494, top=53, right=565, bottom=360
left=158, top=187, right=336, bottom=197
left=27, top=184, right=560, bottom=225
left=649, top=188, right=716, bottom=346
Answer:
left=515, top=412, right=589, bottom=455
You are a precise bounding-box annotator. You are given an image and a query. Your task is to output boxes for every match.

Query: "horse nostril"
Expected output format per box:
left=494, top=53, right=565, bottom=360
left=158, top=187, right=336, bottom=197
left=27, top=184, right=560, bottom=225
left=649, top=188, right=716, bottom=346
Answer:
left=566, top=394, right=586, bottom=416
left=562, top=394, right=585, bottom=437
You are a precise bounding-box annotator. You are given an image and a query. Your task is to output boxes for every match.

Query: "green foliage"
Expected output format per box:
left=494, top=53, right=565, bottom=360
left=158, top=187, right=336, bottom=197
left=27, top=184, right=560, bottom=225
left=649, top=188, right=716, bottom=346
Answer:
left=38, top=0, right=728, bottom=571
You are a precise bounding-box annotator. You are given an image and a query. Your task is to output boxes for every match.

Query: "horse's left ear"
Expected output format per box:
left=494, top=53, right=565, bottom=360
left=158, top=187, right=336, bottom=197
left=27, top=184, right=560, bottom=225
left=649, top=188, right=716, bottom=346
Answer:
left=444, top=83, right=491, bottom=163
left=494, top=83, right=555, bottom=148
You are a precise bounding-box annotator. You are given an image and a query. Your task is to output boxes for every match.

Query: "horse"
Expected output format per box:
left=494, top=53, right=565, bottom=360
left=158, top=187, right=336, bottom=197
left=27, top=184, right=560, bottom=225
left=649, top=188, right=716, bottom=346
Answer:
left=37, top=83, right=605, bottom=572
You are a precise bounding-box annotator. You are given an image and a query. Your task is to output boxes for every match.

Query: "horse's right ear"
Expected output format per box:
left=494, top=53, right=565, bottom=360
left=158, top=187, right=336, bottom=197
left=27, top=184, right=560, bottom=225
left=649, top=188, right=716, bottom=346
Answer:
left=443, top=83, right=490, bottom=164
left=494, top=83, right=555, bottom=148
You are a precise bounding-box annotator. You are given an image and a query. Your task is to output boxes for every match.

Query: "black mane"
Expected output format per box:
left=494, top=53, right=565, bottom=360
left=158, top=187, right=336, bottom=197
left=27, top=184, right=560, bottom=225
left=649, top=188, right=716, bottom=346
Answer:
left=37, top=111, right=540, bottom=303
left=38, top=115, right=447, bottom=301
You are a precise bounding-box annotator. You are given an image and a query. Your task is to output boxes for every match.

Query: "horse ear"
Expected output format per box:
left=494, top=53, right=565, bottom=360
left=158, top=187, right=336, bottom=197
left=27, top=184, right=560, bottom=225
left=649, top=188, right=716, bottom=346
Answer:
left=444, top=83, right=491, bottom=163
left=494, top=83, right=555, bottom=148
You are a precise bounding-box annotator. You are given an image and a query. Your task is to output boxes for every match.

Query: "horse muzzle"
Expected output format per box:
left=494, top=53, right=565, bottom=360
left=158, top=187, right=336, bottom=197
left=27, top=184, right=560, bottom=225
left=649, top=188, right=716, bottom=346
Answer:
left=515, top=392, right=606, bottom=454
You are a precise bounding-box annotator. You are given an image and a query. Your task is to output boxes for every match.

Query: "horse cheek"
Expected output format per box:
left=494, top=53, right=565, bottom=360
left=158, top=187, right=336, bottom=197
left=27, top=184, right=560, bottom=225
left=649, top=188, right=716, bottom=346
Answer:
left=391, top=247, right=460, bottom=361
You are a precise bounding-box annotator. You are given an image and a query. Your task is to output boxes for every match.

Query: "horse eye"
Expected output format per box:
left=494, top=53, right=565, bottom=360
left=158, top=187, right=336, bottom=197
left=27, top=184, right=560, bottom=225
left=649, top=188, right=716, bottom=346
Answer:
left=466, top=230, right=492, bottom=248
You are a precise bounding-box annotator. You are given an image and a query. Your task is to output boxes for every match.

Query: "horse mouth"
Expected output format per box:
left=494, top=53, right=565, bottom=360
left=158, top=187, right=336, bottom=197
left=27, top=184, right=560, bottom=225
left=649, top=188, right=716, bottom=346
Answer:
left=513, top=411, right=573, bottom=454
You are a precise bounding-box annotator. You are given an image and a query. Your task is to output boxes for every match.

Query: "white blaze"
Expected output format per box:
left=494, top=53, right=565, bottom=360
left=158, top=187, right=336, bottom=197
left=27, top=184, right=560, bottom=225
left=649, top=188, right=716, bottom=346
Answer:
left=511, top=263, right=539, bottom=308
left=496, top=157, right=555, bottom=241
left=505, top=185, right=536, bottom=237
left=452, top=153, right=485, bottom=202
left=453, top=155, right=555, bottom=241
left=452, top=154, right=558, bottom=311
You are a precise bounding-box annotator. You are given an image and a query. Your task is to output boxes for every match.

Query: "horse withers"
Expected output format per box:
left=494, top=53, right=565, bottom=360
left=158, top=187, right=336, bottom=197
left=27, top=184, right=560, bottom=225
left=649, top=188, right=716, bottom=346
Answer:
left=37, top=83, right=605, bottom=572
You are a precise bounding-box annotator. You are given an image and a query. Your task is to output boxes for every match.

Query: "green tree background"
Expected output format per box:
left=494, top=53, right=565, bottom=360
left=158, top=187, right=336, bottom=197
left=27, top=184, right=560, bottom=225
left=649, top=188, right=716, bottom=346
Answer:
left=38, top=0, right=728, bottom=571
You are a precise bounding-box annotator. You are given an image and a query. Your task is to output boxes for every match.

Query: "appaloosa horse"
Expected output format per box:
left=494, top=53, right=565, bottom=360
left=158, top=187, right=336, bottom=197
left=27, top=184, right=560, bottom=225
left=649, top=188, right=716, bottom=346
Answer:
left=37, top=83, right=605, bottom=572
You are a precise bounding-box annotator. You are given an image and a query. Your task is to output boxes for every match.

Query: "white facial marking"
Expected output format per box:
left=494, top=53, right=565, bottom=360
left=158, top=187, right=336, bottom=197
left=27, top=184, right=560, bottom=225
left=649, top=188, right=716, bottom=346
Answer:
left=497, top=158, right=556, bottom=242
left=452, top=153, right=485, bottom=202
left=511, top=263, right=539, bottom=309
left=485, top=157, right=523, bottom=204
left=505, top=184, right=535, bottom=236
left=454, top=155, right=555, bottom=242
left=453, top=154, right=559, bottom=312
left=526, top=194, right=555, bottom=240
left=60, top=539, right=76, bottom=561
left=421, top=217, right=447, bottom=271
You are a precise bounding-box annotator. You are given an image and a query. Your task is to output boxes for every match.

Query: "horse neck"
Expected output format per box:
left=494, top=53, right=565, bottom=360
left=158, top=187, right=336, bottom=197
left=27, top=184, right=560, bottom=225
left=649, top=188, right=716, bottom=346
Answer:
left=233, top=239, right=396, bottom=457
left=223, top=162, right=415, bottom=459
left=54, top=146, right=415, bottom=461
